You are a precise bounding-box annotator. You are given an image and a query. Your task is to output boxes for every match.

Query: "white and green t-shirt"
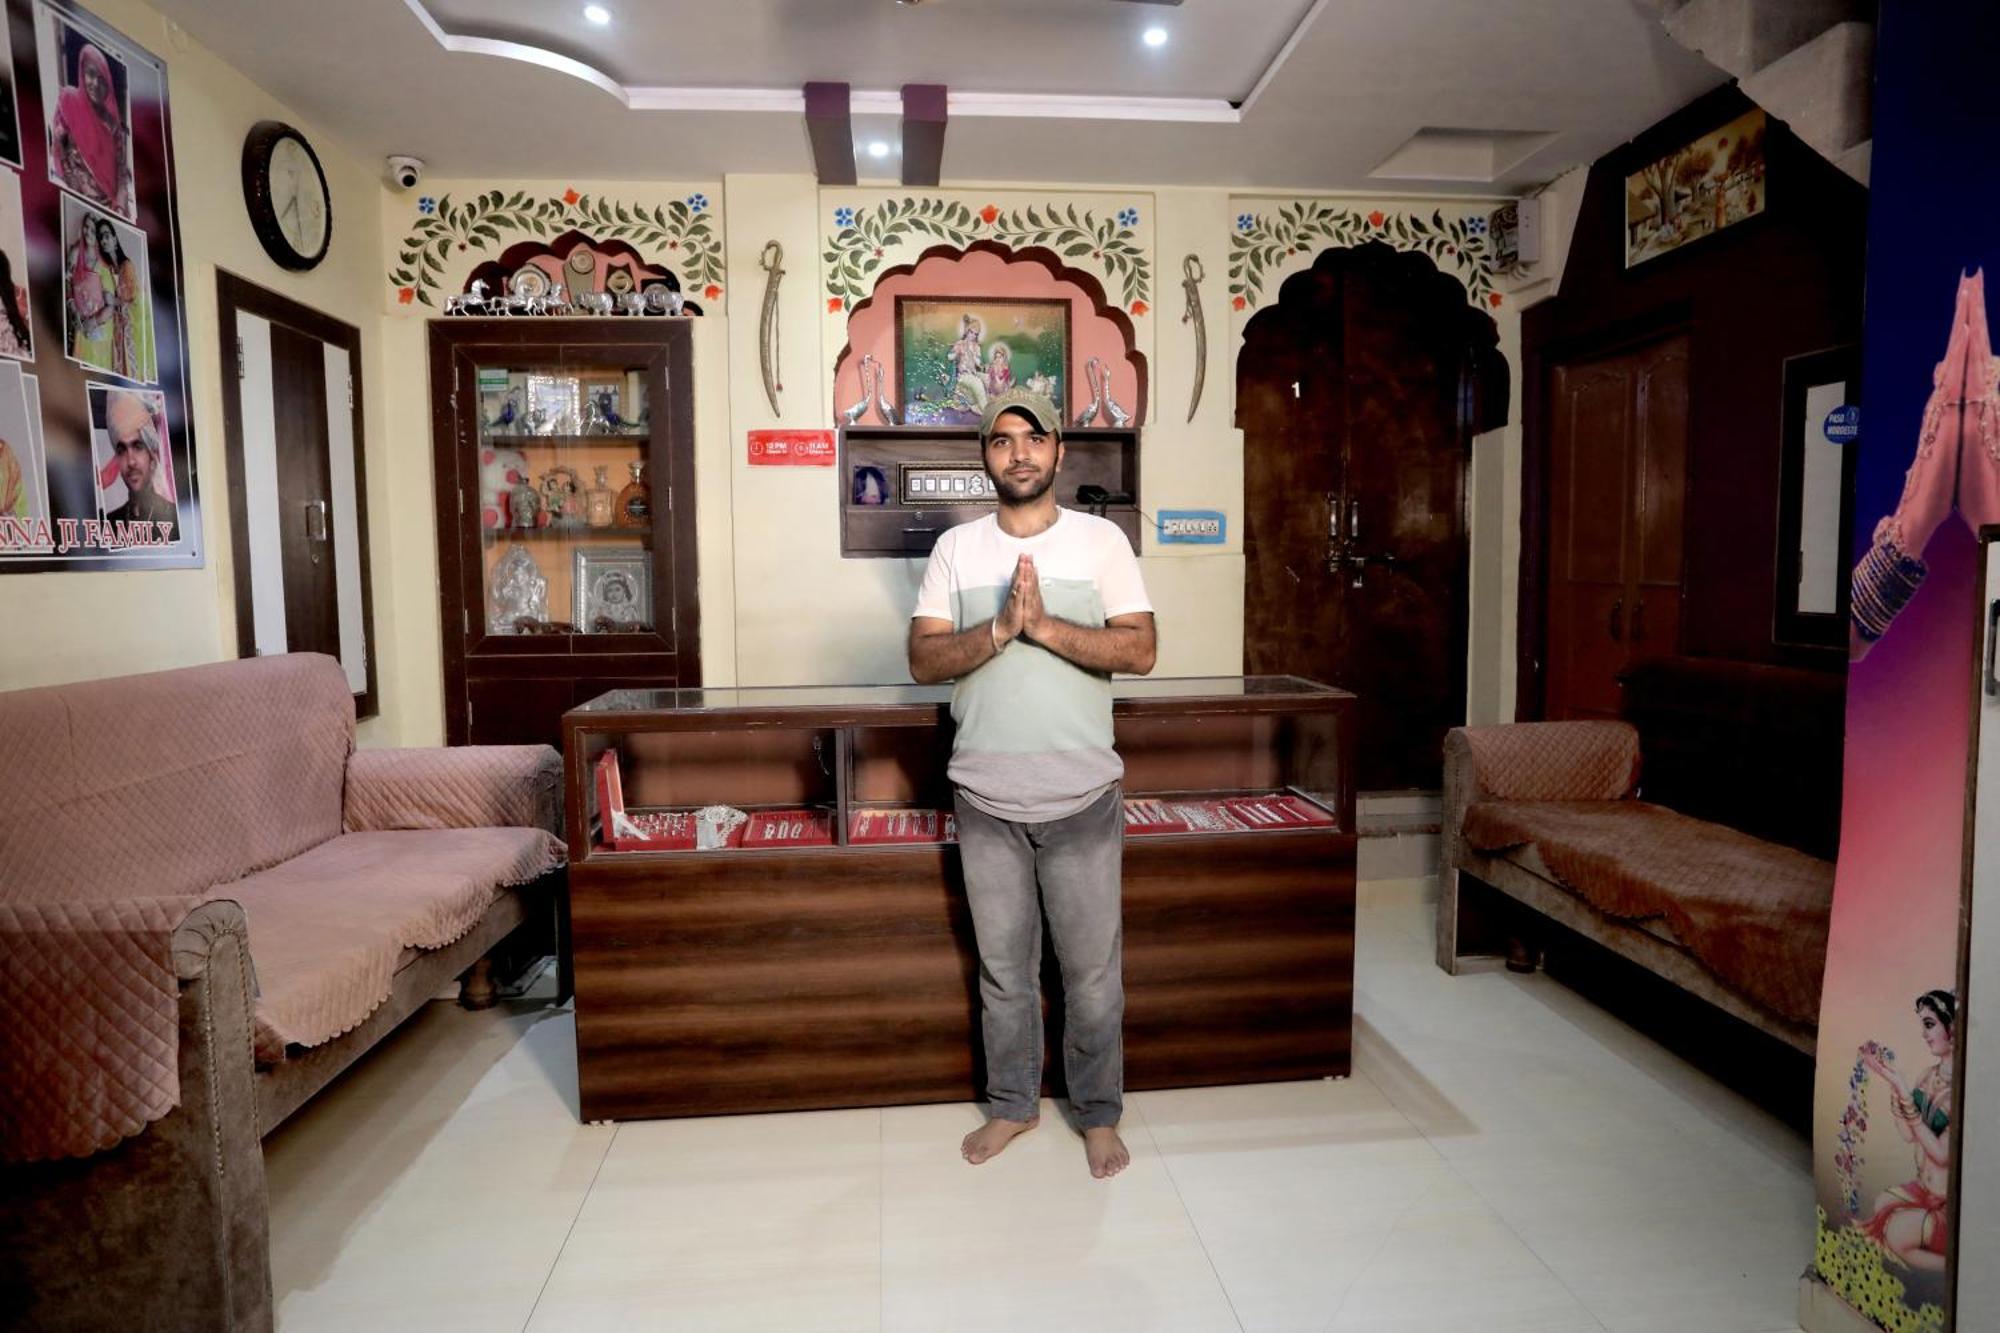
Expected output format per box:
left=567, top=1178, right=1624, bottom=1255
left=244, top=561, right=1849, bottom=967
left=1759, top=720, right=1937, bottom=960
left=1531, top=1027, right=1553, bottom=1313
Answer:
left=912, top=508, right=1152, bottom=821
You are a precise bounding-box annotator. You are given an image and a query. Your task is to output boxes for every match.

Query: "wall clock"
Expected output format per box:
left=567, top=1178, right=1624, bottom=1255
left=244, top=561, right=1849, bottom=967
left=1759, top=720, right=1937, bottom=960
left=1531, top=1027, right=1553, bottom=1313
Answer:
left=241, top=120, right=331, bottom=271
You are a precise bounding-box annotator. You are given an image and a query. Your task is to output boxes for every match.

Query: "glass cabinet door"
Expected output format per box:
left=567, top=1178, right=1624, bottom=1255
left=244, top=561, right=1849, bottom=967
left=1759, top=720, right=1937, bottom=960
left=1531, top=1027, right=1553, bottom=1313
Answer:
left=477, top=357, right=654, bottom=637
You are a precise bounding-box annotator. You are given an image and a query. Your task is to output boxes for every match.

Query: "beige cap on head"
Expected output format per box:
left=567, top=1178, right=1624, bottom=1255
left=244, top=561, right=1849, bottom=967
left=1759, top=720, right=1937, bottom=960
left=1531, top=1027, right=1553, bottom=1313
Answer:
left=979, top=387, right=1062, bottom=440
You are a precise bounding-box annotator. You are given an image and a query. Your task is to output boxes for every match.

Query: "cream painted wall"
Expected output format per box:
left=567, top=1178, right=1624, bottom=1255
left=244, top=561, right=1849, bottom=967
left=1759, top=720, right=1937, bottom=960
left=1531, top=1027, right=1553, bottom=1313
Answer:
left=0, top=0, right=403, bottom=740
left=2, top=6, right=1550, bottom=757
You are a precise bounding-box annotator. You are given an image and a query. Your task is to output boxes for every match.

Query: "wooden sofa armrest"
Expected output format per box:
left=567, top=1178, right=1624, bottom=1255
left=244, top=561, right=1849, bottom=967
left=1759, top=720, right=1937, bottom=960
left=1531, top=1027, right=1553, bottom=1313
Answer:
left=1439, top=722, right=1640, bottom=976
left=1, top=899, right=273, bottom=1330
left=344, top=744, right=562, bottom=837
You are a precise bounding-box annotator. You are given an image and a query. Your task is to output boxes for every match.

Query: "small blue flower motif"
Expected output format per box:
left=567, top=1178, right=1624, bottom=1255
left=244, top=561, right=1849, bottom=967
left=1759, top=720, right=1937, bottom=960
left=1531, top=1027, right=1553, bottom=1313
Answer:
left=1235, top=212, right=1255, bottom=232
left=686, top=193, right=709, bottom=213
left=833, top=207, right=857, bottom=229
left=417, top=196, right=436, bottom=215
left=1116, top=207, right=1139, bottom=228
left=1466, top=215, right=1487, bottom=235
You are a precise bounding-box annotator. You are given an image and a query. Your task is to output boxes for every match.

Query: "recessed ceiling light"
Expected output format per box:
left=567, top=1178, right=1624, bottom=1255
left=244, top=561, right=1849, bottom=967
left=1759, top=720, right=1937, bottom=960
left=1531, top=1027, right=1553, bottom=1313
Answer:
left=1142, top=26, right=1168, bottom=48
left=584, top=5, right=611, bottom=25
left=867, top=140, right=891, bottom=159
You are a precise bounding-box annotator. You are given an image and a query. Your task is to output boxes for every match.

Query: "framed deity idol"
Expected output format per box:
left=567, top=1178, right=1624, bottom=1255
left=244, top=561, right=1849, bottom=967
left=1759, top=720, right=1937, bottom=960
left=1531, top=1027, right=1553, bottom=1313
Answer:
left=895, top=296, right=1070, bottom=428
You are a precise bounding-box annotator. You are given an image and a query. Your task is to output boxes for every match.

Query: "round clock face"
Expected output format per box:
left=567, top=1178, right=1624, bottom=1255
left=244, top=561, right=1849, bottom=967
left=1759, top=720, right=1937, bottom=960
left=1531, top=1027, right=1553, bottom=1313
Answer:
left=243, top=121, right=331, bottom=270
left=267, top=136, right=328, bottom=259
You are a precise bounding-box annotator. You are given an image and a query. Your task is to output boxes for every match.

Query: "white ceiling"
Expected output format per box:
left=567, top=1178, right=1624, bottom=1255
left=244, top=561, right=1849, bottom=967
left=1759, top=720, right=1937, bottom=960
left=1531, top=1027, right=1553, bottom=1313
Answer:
left=150, top=0, right=1727, bottom=193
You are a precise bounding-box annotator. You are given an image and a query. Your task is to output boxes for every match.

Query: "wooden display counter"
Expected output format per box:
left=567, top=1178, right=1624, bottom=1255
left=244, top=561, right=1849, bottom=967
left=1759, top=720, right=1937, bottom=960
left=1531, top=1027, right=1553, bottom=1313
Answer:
left=562, top=677, right=1357, bottom=1122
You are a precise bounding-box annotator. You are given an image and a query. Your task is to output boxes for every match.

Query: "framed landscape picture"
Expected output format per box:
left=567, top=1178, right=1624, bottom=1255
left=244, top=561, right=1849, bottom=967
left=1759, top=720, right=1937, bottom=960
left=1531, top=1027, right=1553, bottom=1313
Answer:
left=895, top=296, right=1070, bottom=428
left=1624, top=107, right=1767, bottom=268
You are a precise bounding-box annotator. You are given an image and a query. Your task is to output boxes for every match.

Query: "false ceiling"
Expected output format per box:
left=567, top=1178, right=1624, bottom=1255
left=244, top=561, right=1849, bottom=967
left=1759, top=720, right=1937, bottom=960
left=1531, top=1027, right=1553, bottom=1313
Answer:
left=149, top=0, right=1727, bottom=192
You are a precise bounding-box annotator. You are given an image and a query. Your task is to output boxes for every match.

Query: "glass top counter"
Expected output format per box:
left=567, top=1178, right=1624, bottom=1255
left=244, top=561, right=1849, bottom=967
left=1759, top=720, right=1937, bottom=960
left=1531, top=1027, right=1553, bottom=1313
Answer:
left=572, top=675, right=1350, bottom=718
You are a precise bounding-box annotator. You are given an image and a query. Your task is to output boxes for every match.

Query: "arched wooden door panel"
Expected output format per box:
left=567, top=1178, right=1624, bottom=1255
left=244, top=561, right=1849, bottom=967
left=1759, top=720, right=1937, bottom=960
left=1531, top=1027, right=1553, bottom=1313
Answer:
left=1238, top=242, right=1507, bottom=791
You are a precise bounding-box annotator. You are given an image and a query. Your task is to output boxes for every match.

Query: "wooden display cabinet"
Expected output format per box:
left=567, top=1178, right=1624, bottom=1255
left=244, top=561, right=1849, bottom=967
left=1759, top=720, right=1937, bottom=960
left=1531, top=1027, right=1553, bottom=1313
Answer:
left=562, top=676, right=1357, bottom=1123
left=840, top=424, right=1141, bottom=557
left=429, top=319, right=700, bottom=747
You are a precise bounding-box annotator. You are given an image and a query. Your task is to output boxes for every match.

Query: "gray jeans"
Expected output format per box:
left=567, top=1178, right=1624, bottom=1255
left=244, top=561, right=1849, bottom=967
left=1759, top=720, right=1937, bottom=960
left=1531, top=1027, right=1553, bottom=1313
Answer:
left=953, top=784, right=1125, bottom=1129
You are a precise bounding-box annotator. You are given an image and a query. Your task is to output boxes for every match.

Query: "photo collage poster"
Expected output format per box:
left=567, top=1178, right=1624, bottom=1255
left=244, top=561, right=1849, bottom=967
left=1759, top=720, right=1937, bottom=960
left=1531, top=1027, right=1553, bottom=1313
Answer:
left=0, top=0, right=195, bottom=570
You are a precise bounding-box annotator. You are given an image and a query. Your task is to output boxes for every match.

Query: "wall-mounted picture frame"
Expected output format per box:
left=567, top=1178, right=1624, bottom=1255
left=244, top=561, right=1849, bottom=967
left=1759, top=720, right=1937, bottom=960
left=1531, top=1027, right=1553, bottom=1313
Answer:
left=36, top=0, right=135, bottom=220
left=1624, top=107, right=1767, bottom=268
left=1774, top=343, right=1860, bottom=650
left=1, top=0, right=195, bottom=572
left=895, top=295, right=1070, bottom=427
left=62, top=191, right=152, bottom=383
left=573, top=543, right=650, bottom=634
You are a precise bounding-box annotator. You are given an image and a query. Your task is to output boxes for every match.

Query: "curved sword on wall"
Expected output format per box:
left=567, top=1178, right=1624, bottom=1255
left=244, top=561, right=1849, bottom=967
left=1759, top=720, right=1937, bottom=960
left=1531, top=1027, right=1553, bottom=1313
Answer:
left=1182, top=253, right=1206, bottom=423
left=758, top=240, right=785, bottom=415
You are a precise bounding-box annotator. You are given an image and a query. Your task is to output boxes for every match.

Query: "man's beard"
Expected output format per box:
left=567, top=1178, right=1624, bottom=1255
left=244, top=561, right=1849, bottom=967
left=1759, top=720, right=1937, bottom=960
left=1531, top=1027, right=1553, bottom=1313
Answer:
left=990, top=466, right=1055, bottom=505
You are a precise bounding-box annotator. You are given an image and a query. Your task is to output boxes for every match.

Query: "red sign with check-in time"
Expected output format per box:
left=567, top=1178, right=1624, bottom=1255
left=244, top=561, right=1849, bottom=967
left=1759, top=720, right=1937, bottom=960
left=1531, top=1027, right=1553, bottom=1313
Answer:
left=746, top=430, right=838, bottom=466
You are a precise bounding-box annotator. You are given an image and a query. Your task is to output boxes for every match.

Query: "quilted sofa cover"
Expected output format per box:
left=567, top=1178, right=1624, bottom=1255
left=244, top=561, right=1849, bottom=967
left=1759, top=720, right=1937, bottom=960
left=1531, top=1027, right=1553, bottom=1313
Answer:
left=0, top=655, right=563, bottom=1161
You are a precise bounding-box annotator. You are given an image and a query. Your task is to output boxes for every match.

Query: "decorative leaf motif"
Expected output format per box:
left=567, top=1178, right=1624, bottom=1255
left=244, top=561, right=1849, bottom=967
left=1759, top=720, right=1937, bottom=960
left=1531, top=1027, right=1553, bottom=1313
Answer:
left=1228, top=201, right=1500, bottom=310
left=386, top=186, right=725, bottom=305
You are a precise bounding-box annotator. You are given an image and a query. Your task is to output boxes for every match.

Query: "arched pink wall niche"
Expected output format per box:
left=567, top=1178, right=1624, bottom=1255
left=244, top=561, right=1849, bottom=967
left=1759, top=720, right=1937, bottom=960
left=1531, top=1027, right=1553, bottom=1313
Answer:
left=832, top=245, right=1145, bottom=426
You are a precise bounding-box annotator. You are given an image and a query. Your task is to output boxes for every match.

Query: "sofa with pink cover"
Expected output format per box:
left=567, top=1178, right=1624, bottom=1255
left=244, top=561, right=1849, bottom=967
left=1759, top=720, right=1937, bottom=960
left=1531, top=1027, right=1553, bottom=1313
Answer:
left=0, top=653, right=565, bottom=1331
left=1437, top=677, right=1838, bottom=1055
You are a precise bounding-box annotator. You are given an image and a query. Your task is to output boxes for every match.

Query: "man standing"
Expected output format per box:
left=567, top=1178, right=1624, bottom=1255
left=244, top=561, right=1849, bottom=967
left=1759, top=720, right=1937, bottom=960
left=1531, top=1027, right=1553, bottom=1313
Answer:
left=908, top=387, right=1156, bottom=1179
left=103, top=392, right=174, bottom=538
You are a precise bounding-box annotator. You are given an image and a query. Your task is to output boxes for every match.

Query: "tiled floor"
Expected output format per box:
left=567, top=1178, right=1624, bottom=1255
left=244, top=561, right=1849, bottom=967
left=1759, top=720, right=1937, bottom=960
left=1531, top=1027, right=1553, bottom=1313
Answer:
left=263, top=877, right=1812, bottom=1331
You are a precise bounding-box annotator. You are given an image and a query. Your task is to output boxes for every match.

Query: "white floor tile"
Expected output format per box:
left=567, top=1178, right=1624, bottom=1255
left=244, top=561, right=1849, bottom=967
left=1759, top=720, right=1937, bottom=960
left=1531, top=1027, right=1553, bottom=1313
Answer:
left=525, top=1109, right=883, bottom=1332
left=259, top=876, right=1814, bottom=1333
left=265, top=1004, right=611, bottom=1332
left=877, top=1100, right=1241, bottom=1332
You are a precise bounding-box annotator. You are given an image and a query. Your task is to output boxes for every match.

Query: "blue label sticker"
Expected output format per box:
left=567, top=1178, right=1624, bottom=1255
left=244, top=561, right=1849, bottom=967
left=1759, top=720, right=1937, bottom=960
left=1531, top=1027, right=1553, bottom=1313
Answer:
left=1824, top=404, right=1860, bottom=444
left=1157, top=510, right=1227, bottom=544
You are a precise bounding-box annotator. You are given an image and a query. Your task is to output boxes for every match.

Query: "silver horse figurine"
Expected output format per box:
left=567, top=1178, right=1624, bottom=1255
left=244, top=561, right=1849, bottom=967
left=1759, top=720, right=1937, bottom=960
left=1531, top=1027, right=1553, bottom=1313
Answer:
left=445, top=279, right=489, bottom=316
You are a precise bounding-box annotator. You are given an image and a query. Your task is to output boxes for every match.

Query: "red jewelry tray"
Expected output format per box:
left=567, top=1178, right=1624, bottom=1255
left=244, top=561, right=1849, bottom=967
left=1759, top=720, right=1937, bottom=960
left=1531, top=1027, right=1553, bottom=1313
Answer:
left=1217, top=794, right=1337, bottom=828
left=848, top=808, right=958, bottom=844
left=741, top=809, right=835, bottom=848
left=610, top=809, right=700, bottom=852
left=1123, top=794, right=1336, bottom=835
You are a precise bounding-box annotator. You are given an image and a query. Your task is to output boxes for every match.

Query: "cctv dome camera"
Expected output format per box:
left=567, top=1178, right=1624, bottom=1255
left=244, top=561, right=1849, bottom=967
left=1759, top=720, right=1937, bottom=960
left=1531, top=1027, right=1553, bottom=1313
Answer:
left=387, top=155, right=424, bottom=190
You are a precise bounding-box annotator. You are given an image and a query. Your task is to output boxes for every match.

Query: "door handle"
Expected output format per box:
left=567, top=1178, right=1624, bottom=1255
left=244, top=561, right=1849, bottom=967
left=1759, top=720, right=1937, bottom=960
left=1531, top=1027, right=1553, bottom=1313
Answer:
left=305, top=500, right=327, bottom=565
left=1608, top=597, right=1624, bottom=642
left=1986, top=599, right=2000, bottom=696
left=1631, top=596, right=1647, bottom=645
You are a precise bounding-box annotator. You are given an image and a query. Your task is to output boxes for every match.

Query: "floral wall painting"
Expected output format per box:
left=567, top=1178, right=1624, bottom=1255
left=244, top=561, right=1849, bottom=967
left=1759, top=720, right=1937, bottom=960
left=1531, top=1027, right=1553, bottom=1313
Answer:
left=895, top=296, right=1069, bottom=427
left=387, top=187, right=722, bottom=310
left=1624, top=107, right=1766, bottom=268
left=1227, top=200, right=1505, bottom=315
left=822, top=195, right=1151, bottom=316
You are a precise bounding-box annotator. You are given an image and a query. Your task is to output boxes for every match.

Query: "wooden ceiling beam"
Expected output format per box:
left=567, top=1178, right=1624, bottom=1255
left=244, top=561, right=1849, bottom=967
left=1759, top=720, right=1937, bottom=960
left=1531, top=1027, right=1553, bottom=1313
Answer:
left=803, top=81, right=856, bottom=185
left=901, top=83, right=947, bottom=187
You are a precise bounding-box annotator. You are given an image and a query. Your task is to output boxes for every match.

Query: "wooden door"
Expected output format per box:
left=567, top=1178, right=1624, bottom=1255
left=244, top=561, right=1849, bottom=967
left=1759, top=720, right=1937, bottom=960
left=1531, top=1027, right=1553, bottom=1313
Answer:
left=1545, top=336, right=1689, bottom=720
left=1240, top=242, right=1506, bottom=792
left=268, top=321, right=338, bottom=659
left=218, top=272, right=377, bottom=717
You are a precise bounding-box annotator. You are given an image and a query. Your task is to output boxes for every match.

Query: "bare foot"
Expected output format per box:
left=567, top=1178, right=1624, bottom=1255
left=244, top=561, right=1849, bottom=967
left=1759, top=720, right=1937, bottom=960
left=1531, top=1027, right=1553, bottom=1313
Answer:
left=962, top=1116, right=1037, bottom=1165
left=1083, top=1126, right=1129, bottom=1178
